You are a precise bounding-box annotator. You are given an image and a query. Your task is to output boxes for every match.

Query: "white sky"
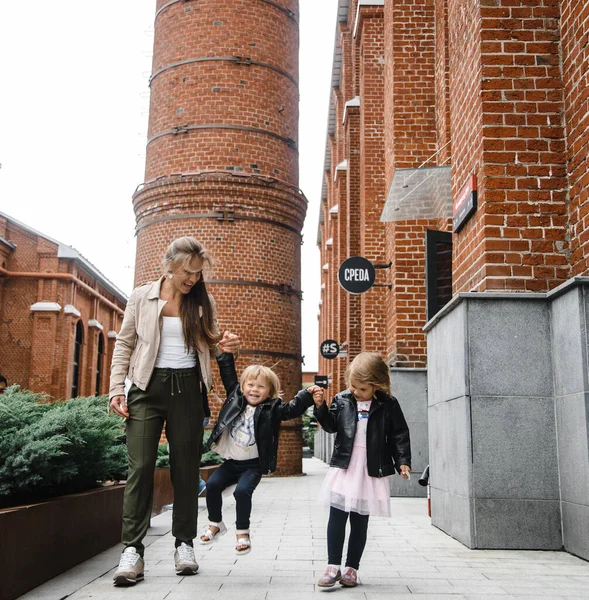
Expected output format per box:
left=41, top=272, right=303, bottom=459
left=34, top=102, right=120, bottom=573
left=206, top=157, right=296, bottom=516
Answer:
left=0, top=0, right=339, bottom=371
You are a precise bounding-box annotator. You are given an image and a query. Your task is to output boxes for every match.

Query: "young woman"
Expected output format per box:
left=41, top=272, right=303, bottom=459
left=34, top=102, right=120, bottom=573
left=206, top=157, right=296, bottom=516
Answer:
left=109, top=236, right=239, bottom=586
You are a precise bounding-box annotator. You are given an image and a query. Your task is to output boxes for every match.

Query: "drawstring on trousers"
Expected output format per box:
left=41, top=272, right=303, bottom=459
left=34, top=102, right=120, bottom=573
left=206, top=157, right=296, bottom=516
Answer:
left=162, top=371, right=182, bottom=396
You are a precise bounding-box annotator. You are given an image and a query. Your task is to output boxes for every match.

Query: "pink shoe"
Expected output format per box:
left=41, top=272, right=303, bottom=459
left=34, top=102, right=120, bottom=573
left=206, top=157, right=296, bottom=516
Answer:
left=340, top=567, right=358, bottom=587
left=317, top=565, right=341, bottom=587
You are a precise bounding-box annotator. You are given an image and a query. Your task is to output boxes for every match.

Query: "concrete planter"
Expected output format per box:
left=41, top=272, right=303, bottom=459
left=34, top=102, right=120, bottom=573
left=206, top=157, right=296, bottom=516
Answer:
left=0, top=483, right=125, bottom=600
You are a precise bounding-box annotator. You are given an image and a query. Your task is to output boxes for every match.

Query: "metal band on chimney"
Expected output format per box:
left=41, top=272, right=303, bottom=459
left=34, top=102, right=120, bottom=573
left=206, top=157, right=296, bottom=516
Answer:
left=134, top=212, right=302, bottom=236
left=155, top=0, right=297, bottom=22
left=207, top=279, right=302, bottom=299
left=239, top=349, right=301, bottom=360
left=147, top=124, right=297, bottom=150
left=149, top=56, right=298, bottom=87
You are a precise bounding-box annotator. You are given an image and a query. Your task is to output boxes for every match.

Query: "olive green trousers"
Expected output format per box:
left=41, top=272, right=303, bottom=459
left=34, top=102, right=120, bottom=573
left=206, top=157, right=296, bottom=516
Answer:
left=122, top=367, right=203, bottom=556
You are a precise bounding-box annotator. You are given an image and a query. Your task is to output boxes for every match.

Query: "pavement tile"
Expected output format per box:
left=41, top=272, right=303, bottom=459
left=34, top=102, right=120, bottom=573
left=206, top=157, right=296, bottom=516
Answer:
left=18, top=458, right=589, bottom=600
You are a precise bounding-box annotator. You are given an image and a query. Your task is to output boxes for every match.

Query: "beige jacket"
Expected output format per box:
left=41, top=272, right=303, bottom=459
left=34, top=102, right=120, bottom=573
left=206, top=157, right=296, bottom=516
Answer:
left=109, top=277, right=220, bottom=399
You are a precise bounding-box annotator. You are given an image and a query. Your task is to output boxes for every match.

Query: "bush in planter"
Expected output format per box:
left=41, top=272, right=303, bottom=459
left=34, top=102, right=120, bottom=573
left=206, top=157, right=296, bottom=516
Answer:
left=0, top=388, right=127, bottom=508
left=156, top=442, right=170, bottom=468
left=301, top=407, right=317, bottom=452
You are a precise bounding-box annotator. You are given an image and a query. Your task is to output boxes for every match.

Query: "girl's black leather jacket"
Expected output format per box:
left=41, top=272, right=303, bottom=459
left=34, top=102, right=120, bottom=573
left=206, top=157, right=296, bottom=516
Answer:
left=314, top=390, right=411, bottom=477
left=207, top=353, right=314, bottom=474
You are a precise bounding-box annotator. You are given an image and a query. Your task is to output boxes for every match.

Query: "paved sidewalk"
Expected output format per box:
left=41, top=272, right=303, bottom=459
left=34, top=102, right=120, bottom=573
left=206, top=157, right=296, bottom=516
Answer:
left=19, top=458, right=589, bottom=599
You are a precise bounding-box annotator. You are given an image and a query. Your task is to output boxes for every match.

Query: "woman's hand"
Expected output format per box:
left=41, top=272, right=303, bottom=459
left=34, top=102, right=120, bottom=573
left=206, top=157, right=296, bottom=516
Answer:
left=219, top=330, right=240, bottom=354
left=110, top=395, right=129, bottom=419
left=399, top=465, right=411, bottom=479
left=307, top=385, right=325, bottom=407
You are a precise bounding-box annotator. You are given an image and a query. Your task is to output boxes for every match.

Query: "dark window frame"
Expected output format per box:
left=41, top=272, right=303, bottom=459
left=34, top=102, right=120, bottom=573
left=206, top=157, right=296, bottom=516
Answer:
left=425, top=229, right=453, bottom=321
left=71, top=321, right=84, bottom=398
left=95, top=332, right=105, bottom=396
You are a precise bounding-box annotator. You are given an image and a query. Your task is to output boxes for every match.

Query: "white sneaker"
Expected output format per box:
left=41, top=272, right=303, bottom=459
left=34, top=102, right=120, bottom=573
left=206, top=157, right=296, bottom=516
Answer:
left=174, top=542, right=199, bottom=575
left=113, top=547, right=144, bottom=586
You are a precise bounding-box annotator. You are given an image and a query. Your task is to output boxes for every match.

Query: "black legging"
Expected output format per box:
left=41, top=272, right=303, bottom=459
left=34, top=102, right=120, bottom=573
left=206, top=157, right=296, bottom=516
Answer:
left=327, top=506, right=369, bottom=570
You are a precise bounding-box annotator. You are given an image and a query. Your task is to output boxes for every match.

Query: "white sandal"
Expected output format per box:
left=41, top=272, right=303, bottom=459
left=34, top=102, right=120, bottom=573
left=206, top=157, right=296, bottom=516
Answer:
left=235, top=531, right=251, bottom=555
left=200, top=522, right=227, bottom=545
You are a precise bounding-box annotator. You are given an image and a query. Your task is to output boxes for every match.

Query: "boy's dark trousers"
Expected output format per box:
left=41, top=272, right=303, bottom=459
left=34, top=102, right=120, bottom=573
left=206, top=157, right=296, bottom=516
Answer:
left=206, top=458, right=262, bottom=530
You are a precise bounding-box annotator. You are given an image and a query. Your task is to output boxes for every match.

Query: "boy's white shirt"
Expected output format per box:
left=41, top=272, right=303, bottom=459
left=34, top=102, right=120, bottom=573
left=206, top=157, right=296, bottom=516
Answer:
left=212, top=404, right=260, bottom=460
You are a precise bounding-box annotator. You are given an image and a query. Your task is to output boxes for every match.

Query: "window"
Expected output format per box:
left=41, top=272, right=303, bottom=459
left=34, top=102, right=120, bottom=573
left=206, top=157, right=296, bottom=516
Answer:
left=71, top=321, right=84, bottom=398
left=95, top=333, right=104, bottom=396
left=425, top=230, right=453, bottom=321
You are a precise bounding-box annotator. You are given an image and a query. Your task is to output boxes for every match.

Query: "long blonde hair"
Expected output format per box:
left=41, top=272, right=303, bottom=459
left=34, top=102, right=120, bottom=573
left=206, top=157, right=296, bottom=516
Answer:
left=345, top=352, right=390, bottom=393
left=163, top=236, right=220, bottom=351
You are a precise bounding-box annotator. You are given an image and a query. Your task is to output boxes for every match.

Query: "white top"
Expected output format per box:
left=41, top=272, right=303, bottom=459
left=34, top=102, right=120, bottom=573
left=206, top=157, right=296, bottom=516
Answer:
left=213, top=405, right=260, bottom=460
left=154, top=316, right=197, bottom=369
left=354, top=401, right=371, bottom=449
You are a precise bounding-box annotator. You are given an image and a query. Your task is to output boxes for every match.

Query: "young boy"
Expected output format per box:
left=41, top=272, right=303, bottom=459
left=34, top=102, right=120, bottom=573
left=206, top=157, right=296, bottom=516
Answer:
left=200, top=352, right=323, bottom=554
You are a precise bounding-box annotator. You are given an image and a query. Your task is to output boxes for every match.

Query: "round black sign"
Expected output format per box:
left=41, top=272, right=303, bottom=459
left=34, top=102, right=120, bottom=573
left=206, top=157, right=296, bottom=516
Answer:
left=338, top=256, right=376, bottom=294
left=320, top=339, right=340, bottom=360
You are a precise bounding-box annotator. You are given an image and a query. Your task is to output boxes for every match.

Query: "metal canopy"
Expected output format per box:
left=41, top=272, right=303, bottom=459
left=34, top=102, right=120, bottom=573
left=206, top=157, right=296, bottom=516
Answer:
left=381, top=165, right=452, bottom=222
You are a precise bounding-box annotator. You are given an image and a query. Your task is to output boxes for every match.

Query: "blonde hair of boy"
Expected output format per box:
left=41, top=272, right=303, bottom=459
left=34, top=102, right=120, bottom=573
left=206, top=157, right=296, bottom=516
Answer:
left=239, top=365, right=281, bottom=400
left=345, top=352, right=390, bottom=394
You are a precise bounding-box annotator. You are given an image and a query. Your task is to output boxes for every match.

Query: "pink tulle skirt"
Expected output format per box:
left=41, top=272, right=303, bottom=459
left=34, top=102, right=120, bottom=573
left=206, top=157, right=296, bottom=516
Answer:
left=318, top=444, right=391, bottom=517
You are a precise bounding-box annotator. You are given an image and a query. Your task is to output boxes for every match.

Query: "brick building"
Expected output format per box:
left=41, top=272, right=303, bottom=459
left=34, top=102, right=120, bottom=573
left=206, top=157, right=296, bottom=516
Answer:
left=133, top=0, right=306, bottom=475
left=317, top=0, right=589, bottom=559
left=0, top=212, right=126, bottom=399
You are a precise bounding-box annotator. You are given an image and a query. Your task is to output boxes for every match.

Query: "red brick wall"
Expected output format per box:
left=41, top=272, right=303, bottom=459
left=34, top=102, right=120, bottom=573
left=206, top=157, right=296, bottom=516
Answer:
left=138, top=0, right=306, bottom=475
left=318, top=0, right=588, bottom=377
left=450, top=0, right=569, bottom=293
left=561, top=0, right=589, bottom=276
left=0, top=216, right=125, bottom=400
left=358, top=7, right=387, bottom=354
left=382, top=0, right=438, bottom=367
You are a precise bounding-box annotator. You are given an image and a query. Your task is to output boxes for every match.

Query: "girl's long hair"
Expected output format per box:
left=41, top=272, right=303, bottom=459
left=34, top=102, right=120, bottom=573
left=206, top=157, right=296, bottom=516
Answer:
left=163, top=237, right=220, bottom=351
left=345, top=352, right=391, bottom=393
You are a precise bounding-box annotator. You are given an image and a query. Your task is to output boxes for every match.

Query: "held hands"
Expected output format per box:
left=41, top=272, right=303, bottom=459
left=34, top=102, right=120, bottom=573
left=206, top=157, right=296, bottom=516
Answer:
left=399, top=465, right=411, bottom=480
left=219, top=330, right=240, bottom=354
left=307, top=385, right=325, bottom=407
left=110, top=395, right=129, bottom=419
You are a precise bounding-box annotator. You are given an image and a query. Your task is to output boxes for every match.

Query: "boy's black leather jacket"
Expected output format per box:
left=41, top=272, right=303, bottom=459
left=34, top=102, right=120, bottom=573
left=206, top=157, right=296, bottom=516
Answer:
left=314, top=390, right=411, bottom=477
left=208, top=353, right=314, bottom=474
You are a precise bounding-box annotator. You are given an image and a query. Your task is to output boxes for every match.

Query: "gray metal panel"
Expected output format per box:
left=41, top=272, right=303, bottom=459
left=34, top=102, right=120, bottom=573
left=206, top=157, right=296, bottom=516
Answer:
left=427, top=301, right=468, bottom=406
left=428, top=396, right=472, bottom=498
left=555, top=392, right=589, bottom=505
left=474, top=499, right=562, bottom=549
left=471, top=396, right=559, bottom=500
left=562, top=500, right=589, bottom=560
left=551, top=287, right=585, bottom=396
left=467, top=299, right=553, bottom=397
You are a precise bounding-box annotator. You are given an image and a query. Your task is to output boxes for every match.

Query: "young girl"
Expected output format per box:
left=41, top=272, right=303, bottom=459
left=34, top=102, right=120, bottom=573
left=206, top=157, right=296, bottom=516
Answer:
left=199, top=352, right=323, bottom=554
left=313, top=352, right=411, bottom=588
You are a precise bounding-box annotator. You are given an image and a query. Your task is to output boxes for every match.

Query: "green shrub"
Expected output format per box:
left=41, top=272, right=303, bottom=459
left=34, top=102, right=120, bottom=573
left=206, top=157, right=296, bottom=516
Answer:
left=302, top=407, right=316, bottom=452
left=0, top=388, right=127, bottom=507
left=156, top=442, right=170, bottom=468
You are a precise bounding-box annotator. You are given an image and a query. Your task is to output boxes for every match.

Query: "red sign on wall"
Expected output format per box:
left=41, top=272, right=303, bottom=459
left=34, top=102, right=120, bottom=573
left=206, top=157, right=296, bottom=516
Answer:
left=453, top=174, right=477, bottom=233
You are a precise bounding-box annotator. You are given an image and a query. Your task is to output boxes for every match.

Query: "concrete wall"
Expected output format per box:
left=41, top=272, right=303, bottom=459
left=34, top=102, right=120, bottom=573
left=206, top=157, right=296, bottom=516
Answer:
left=552, top=284, right=589, bottom=559
left=426, top=279, right=589, bottom=559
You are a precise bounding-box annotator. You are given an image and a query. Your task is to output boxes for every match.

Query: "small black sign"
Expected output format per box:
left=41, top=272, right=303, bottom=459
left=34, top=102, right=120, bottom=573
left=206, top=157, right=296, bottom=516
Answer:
left=320, top=339, right=340, bottom=359
left=314, top=375, right=329, bottom=389
left=338, top=256, right=376, bottom=294
left=453, top=174, right=478, bottom=233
